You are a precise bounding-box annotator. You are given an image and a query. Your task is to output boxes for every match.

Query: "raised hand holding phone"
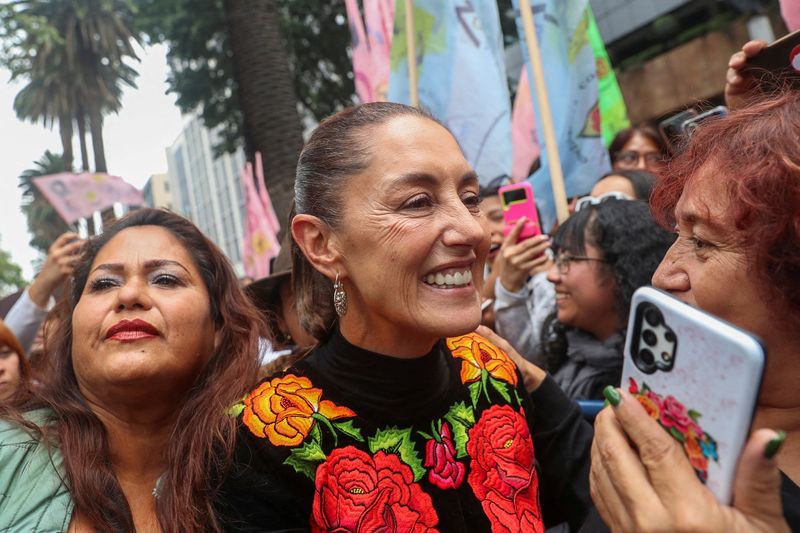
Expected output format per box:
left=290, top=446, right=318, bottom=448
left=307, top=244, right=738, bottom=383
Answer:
left=495, top=218, right=551, bottom=293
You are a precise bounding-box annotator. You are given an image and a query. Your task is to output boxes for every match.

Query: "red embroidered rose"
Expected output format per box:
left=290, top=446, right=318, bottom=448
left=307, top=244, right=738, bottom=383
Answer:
left=311, top=446, right=439, bottom=532
left=660, top=395, right=702, bottom=436
left=424, top=422, right=465, bottom=490
left=466, top=405, right=544, bottom=533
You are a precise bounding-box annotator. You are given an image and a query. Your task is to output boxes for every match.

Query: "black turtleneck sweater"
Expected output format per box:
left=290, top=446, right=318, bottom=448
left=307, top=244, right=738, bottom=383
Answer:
left=218, top=328, right=593, bottom=532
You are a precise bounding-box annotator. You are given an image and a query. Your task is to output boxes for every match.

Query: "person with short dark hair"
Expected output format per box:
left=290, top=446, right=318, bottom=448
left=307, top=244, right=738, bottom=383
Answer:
left=591, top=169, right=657, bottom=203
left=608, top=126, right=669, bottom=173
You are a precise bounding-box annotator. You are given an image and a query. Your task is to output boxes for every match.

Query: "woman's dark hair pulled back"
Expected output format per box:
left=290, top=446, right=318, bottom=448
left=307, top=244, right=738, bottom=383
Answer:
left=291, top=102, right=438, bottom=340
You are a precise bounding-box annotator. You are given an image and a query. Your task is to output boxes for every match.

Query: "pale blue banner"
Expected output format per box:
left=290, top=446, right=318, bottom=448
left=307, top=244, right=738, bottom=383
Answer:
left=512, top=0, right=612, bottom=229
left=389, top=0, right=512, bottom=184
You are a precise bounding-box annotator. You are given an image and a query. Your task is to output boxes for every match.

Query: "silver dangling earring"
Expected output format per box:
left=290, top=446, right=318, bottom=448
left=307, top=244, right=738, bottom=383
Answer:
left=333, top=272, right=347, bottom=317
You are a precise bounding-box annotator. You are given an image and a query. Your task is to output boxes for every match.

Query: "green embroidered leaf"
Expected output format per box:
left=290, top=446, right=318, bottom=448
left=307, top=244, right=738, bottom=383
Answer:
left=641, top=382, right=651, bottom=393
left=228, top=402, right=245, bottom=417
left=333, top=420, right=364, bottom=442
left=490, top=377, right=512, bottom=404
left=688, top=409, right=702, bottom=422
left=668, top=426, right=685, bottom=443
left=417, top=431, right=434, bottom=441
left=468, top=382, right=481, bottom=409
left=311, top=423, right=322, bottom=444
left=514, top=389, right=524, bottom=408
left=284, top=440, right=326, bottom=480
left=368, top=427, right=425, bottom=482
left=480, top=370, right=491, bottom=404
left=443, top=401, right=476, bottom=459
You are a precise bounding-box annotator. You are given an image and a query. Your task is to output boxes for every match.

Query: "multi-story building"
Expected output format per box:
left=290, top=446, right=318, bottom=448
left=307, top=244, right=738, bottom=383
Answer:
left=142, top=173, right=173, bottom=210
left=166, top=113, right=247, bottom=274
left=590, top=0, right=784, bottom=122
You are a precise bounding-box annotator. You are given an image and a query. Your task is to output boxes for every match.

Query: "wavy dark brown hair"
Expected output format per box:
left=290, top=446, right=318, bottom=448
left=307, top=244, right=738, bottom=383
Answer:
left=1, top=208, right=263, bottom=531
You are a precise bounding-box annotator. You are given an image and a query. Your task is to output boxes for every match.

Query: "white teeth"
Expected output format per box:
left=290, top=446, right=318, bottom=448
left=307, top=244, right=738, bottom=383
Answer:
left=423, top=269, right=473, bottom=289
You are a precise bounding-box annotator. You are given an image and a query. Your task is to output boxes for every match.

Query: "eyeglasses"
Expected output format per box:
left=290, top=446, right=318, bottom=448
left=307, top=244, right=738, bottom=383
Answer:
left=615, top=150, right=665, bottom=168
left=575, top=191, right=632, bottom=212
left=553, top=253, right=609, bottom=275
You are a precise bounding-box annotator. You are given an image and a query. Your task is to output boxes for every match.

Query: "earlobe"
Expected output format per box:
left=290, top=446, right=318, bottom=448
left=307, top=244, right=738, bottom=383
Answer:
left=291, top=214, right=344, bottom=280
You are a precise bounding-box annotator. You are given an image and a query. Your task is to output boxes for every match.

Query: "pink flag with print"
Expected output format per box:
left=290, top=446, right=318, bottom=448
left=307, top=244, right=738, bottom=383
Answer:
left=254, top=152, right=280, bottom=233
left=242, top=162, right=280, bottom=279
left=32, top=172, right=144, bottom=225
left=511, top=68, right=540, bottom=182
left=345, top=0, right=394, bottom=103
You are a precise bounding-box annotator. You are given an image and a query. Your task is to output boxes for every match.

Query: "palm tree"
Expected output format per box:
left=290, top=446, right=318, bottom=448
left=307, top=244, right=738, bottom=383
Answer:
left=223, top=0, right=304, bottom=234
left=4, top=0, right=140, bottom=173
left=18, top=151, right=72, bottom=254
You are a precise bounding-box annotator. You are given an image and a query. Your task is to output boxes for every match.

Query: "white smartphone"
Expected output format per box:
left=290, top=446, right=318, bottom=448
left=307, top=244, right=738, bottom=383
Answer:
left=621, top=287, right=766, bottom=504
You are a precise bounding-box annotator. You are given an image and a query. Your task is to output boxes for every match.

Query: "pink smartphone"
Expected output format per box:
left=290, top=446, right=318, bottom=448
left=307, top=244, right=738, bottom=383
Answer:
left=498, top=182, right=541, bottom=241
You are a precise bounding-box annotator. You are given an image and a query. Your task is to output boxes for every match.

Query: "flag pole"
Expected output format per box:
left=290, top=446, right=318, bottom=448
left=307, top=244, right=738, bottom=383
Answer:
left=404, top=0, right=419, bottom=107
left=518, top=0, right=569, bottom=223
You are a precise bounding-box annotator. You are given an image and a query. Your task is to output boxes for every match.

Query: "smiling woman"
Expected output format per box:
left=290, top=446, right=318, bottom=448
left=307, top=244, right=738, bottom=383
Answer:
left=220, top=103, right=597, bottom=532
left=0, top=209, right=263, bottom=532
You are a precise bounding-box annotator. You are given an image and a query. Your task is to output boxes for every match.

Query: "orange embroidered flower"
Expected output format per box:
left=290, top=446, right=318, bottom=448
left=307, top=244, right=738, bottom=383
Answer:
left=635, top=395, right=661, bottom=420
left=242, top=374, right=356, bottom=446
left=684, top=433, right=709, bottom=473
left=447, top=333, right=518, bottom=387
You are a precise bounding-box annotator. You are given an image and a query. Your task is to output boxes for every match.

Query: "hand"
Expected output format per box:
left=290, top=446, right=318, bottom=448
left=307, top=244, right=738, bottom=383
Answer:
left=725, top=40, right=768, bottom=111
left=476, top=325, right=547, bottom=393
left=496, top=219, right=551, bottom=293
left=590, top=387, right=790, bottom=533
left=28, top=232, right=84, bottom=308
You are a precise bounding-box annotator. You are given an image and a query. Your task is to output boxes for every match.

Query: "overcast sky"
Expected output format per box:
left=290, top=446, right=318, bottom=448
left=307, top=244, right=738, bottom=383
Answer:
left=0, top=44, right=184, bottom=279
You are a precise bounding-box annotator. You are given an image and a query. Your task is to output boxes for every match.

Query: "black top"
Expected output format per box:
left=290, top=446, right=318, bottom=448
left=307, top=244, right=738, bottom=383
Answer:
left=782, top=472, right=800, bottom=532
left=218, top=328, right=594, bottom=532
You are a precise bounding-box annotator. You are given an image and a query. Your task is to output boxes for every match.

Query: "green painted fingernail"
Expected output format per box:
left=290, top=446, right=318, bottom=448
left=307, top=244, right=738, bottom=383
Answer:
left=603, top=386, right=621, bottom=407
left=764, top=430, right=786, bottom=459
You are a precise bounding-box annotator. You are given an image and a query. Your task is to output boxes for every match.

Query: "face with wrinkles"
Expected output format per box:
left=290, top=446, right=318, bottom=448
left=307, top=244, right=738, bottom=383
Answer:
left=333, top=115, right=490, bottom=355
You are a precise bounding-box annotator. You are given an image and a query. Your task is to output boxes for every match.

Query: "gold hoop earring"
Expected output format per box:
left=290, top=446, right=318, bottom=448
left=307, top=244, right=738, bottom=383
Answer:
left=333, top=272, right=347, bottom=317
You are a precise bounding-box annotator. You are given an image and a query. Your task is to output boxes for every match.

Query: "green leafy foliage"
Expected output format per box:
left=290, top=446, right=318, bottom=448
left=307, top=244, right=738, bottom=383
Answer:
left=284, top=439, right=326, bottom=479
left=333, top=419, right=364, bottom=442
left=688, top=409, right=701, bottom=422
left=489, top=376, right=512, bottom=404
left=468, top=381, right=481, bottom=409
left=443, top=401, right=475, bottom=458
left=368, top=426, right=425, bottom=482
left=0, top=243, right=25, bottom=298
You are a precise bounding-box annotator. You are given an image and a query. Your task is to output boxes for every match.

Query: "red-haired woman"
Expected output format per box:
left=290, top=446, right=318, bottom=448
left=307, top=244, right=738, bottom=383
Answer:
left=0, top=209, right=263, bottom=531
left=590, top=91, right=800, bottom=531
left=0, top=320, right=31, bottom=401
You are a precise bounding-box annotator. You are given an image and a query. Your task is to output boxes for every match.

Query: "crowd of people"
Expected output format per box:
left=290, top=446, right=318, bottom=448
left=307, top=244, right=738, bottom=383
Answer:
left=0, top=38, right=797, bottom=532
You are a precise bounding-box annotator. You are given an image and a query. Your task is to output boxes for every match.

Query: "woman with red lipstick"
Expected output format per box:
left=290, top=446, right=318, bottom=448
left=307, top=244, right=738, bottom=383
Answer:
left=219, top=103, right=596, bottom=532
left=0, top=209, right=262, bottom=532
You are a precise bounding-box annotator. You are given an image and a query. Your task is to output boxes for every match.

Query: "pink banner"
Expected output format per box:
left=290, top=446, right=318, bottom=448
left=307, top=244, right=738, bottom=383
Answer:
left=345, top=0, right=394, bottom=103
left=781, top=0, right=800, bottom=31
left=511, top=68, right=540, bottom=182
left=242, top=162, right=280, bottom=279
left=32, top=172, right=144, bottom=225
left=254, top=152, right=280, bottom=233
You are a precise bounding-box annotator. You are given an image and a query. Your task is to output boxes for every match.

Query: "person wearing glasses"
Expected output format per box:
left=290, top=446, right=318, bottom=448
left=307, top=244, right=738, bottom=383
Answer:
left=608, top=126, right=669, bottom=173
left=539, top=199, right=674, bottom=400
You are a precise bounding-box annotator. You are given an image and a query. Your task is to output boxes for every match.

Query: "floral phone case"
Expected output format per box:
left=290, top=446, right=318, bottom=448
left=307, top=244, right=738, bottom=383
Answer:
left=621, top=287, right=766, bottom=504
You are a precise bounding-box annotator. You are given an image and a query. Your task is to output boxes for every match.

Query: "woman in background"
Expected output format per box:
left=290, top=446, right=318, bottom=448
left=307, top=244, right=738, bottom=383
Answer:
left=0, top=320, right=31, bottom=401
left=608, top=126, right=668, bottom=174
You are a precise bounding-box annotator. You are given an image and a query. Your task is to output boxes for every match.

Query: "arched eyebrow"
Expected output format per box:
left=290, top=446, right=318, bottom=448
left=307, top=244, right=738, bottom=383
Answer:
left=388, top=170, right=479, bottom=192
left=90, top=259, right=191, bottom=276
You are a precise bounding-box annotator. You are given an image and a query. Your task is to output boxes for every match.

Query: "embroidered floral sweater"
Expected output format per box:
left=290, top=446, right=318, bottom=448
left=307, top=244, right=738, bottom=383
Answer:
left=218, top=329, right=593, bottom=532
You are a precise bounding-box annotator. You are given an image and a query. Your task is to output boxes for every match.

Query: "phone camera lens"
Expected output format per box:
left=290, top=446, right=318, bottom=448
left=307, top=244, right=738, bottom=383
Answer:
left=644, top=307, right=662, bottom=326
left=662, top=352, right=672, bottom=362
left=639, top=349, right=655, bottom=365
left=642, top=329, right=657, bottom=346
left=664, top=331, right=676, bottom=343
